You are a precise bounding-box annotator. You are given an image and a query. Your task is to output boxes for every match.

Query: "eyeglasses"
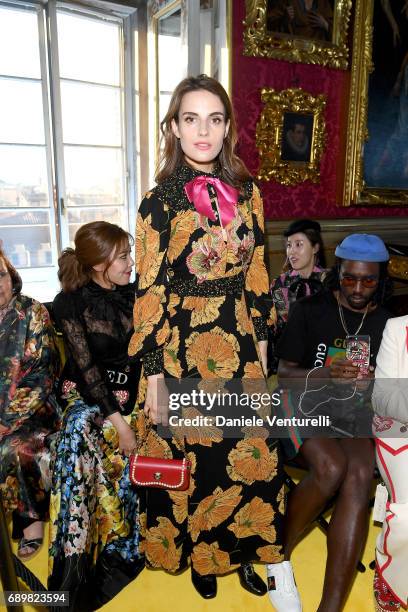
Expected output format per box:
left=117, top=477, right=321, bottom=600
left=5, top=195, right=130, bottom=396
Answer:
left=340, top=275, right=379, bottom=289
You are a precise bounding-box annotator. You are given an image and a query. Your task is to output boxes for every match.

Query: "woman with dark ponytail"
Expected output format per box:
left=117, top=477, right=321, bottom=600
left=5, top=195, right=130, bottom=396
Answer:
left=48, top=221, right=143, bottom=611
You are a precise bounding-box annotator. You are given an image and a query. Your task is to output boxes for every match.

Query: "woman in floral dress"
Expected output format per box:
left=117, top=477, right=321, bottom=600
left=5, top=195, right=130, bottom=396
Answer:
left=129, top=75, right=285, bottom=602
left=48, top=222, right=143, bottom=611
left=0, top=246, right=59, bottom=559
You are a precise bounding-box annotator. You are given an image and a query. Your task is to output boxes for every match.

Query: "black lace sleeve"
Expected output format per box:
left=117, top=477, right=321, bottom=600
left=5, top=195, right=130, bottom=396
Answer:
left=53, top=291, right=122, bottom=417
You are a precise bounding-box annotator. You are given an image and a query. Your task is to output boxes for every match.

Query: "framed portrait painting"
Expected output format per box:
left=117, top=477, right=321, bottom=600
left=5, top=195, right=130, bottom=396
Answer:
left=243, top=0, right=352, bottom=69
left=256, top=87, right=326, bottom=185
left=343, top=0, right=408, bottom=205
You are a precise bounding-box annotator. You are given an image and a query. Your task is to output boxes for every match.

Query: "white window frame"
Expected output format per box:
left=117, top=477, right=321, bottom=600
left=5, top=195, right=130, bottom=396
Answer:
left=0, top=0, right=139, bottom=299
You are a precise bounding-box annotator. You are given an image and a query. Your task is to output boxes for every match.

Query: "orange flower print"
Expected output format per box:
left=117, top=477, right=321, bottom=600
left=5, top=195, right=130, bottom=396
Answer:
left=198, top=379, right=228, bottom=395
left=185, top=327, right=240, bottom=378
left=132, top=412, right=172, bottom=457
left=136, top=213, right=165, bottom=289
left=186, top=450, right=197, bottom=474
left=191, top=542, right=238, bottom=576
left=189, top=485, right=243, bottom=542
left=168, top=293, right=180, bottom=317
left=169, top=490, right=188, bottom=525
left=246, top=246, right=269, bottom=297
left=144, top=428, right=173, bottom=459
left=134, top=374, right=147, bottom=410
left=242, top=425, right=269, bottom=439
left=277, top=485, right=285, bottom=515
left=169, top=450, right=197, bottom=524
left=235, top=295, right=252, bottom=336
left=243, top=361, right=264, bottom=379
left=251, top=184, right=265, bottom=232
left=228, top=497, right=276, bottom=543
left=256, top=544, right=283, bottom=564
left=186, top=234, right=226, bottom=283
left=241, top=371, right=270, bottom=420
left=250, top=307, right=262, bottom=318
left=182, top=296, right=224, bottom=327
left=144, top=517, right=182, bottom=572
left=156, top=319, right=170, bottom=346
left=170, top=407, right=223, bottom=447
left=168, top=211, right=197, bottom=263
left=134, top=410, right=148, bottom=438
left=227, top=439, right=278, bottom=485
left=199, top=213, right=238, bottom=242
left=129, top=286, right=166, bottom=356
left=169, top=475, right=196, bottom=524
left=164, top=326, right=183, bottom=378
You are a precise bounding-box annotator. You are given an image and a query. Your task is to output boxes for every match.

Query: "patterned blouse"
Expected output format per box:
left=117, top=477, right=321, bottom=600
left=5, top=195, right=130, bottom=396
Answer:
left=269, top=266, right=327, bottom=372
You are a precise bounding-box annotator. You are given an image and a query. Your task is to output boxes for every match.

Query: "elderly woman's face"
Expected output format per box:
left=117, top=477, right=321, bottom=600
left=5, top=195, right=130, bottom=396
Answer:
left=0, top=258, right=13, bottom=308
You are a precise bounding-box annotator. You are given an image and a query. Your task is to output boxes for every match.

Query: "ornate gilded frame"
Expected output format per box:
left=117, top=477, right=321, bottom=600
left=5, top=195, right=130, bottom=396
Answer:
left=256, top=87, right=326, bottom=185
left=243, top=0, right=352, bottom=69
left=343, top=0, right=408, bottom=206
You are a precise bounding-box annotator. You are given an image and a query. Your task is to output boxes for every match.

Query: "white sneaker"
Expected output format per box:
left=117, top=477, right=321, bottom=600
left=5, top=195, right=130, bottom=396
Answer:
left=266, top=560, right=302, bottom=612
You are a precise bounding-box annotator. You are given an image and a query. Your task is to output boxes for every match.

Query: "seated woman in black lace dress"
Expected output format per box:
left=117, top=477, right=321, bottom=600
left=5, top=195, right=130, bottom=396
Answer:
left=48, top=221, right=143, bottom=611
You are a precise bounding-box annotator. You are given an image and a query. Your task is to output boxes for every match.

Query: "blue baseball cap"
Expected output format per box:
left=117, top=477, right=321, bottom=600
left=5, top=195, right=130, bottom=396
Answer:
left=335, top=234, right=389, bottom=262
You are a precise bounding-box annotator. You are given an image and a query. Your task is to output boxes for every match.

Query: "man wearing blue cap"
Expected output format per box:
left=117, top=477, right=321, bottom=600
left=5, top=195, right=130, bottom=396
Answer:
left=266, top=234, right=392, bottom=612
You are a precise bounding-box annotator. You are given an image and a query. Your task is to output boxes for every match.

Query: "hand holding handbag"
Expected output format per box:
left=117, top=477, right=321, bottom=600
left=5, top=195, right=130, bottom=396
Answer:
left=129, top=419, right=191, bottom=491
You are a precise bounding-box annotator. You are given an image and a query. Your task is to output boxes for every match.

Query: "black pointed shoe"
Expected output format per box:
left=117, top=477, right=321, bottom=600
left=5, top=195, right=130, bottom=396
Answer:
left=191, top=567, right=217, bottom=599
left=237, top=563, right=268, bottom=596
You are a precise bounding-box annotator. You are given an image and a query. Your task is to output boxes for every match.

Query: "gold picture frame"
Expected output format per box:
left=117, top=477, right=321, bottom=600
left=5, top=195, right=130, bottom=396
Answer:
left=243, top=0, right=352, bottom=69
left=343, top=0, right=408, bottom=206
left=256, top=87, right=326, bottom=185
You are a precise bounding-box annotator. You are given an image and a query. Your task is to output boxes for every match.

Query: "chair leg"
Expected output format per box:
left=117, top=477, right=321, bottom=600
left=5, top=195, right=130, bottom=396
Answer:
left=0, top=491, right=23, bottom=612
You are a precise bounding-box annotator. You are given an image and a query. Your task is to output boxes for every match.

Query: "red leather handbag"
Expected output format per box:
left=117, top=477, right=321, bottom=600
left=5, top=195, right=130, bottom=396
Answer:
left=129, top=454, right=191, bottom=490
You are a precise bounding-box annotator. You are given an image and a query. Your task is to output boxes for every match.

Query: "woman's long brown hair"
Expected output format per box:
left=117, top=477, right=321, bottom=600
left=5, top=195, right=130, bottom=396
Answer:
left=58, top=221, right=131, bottom=292
left=155, top=74, right=252, bottom=188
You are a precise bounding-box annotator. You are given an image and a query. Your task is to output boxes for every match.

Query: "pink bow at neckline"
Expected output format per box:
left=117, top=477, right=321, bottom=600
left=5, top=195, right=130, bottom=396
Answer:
left=184, top=176, right=239, bottom=228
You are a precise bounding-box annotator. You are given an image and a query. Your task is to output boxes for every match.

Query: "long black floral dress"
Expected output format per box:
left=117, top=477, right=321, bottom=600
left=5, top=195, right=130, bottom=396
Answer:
left=129, top=165, right=285, bottom=575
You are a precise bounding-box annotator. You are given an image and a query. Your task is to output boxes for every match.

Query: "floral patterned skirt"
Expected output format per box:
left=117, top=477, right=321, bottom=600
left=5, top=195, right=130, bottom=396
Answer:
left=134, top=412, right=285, bottom=576
left=0, top=402, right=59, bottom=538
left=48, top=397, right=144, bottom=611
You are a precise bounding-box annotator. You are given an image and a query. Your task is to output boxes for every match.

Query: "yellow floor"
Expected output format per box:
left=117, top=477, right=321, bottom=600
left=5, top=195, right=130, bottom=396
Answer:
left=4, top=517, right=379, bottom=612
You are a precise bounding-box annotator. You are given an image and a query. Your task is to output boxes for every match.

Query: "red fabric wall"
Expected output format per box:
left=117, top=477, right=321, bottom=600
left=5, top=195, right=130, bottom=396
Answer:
left=232, top=1, right=406, bottom=220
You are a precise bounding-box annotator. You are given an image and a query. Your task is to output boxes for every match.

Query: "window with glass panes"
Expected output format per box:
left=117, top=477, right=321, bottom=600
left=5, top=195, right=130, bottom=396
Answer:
left=0, top=0, right=137, bottom=302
